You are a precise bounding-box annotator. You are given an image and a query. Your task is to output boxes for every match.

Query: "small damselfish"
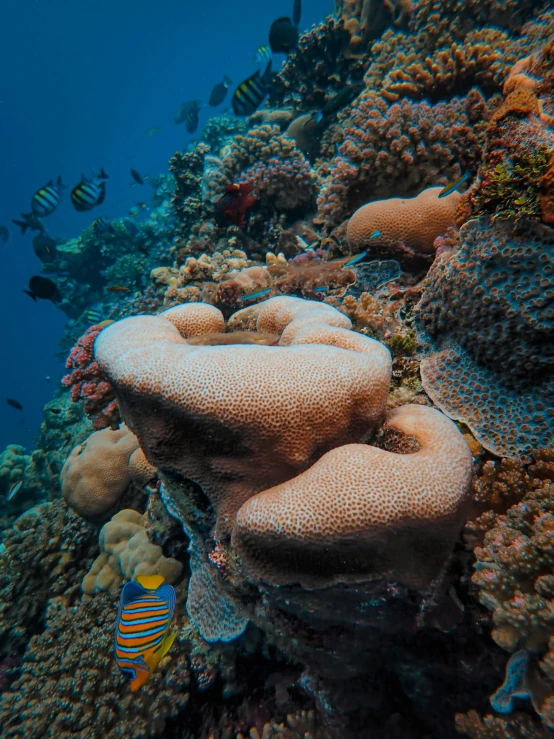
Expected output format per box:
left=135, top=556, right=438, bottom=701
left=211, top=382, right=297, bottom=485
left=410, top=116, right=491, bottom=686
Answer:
left=114, top=574, right=176, bottom=692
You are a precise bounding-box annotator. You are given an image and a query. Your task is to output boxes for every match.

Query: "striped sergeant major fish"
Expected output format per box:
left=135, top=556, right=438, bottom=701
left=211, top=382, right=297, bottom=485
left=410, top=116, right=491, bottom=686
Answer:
left=31, top=176, right=66, bottom=216
left=71, top=169, right=109, bottom=212
left=255, top=45, right=272, bottom=70
left=114, top=574, right=177, bottom=692
left=232, top=60, right=273, bottom=117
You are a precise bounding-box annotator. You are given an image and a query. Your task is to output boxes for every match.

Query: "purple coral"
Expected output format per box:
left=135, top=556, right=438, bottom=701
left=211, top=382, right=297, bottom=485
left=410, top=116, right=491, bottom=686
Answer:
left=317, top=90, right=488, bottom=228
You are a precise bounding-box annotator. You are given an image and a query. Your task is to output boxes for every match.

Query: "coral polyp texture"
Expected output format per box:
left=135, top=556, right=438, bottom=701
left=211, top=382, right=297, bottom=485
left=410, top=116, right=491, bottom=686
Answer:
left=82, top=509, right=182, bottom=596
left=61, top=424, right=142, bottom=519
left=347, top=186, right=460, bottom=263
left=62, top=323, right=120, bottom=430
left=317, top=90, right=488, bottom=229
left=416, top=216, right=554, bottom=459
left=205, top=125, right=317, bottom=213
left=233, top=403, right=472, bottom=589
left=95, top=298, right=392, bottom=537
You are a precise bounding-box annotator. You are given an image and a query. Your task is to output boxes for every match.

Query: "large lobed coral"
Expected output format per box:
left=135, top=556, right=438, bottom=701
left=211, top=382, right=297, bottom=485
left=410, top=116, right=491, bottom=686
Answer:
left=415, top=216, right=554, bottom=460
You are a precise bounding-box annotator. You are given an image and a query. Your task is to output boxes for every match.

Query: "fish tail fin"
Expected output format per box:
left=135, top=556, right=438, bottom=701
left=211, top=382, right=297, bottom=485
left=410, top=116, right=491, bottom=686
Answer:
left=293, top=0, right=302, bottom=26
left=24, top=290, right=37, bottom=301
left=57, top=176, right=67, bottom=190
left=13, top=218, right=28, bottom=235
left=99, top=168, right=109, bottom=180
left=136, top=574, right=165, bottom=590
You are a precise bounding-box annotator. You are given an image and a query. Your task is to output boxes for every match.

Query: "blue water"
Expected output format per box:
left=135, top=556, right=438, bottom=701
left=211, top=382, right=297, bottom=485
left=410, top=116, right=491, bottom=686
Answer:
left=0, top=0, right=331, bottom=452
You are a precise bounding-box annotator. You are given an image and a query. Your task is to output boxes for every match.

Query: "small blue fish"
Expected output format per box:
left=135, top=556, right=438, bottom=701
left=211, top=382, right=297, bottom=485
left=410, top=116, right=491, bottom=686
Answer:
left=344, top=251, right=367, bottom=267
left=370, top=231, right=381, bottom=239
left=313, top=286, right=328, bottom=293
left=242, top=287, right=272, bottom=301
left=6, top=480, right=23, bottom=501
left=438, top=171, right=471, bottom=198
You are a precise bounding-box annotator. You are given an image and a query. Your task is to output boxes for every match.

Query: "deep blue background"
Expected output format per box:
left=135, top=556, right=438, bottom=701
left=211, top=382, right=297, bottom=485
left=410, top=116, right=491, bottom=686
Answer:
left=0, top=0, right=331, bottom=452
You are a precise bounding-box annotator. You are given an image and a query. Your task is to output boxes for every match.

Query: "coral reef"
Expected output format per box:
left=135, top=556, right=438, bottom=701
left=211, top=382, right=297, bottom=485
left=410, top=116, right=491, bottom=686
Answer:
left=0, top=593, right=191, bottom=738
left=206, top=125, right=317, bottom=215
left=317, top=90, right=488, bottom=228
left=0, top=501, right=95, bottom=657
left=82, top=509, right=182, bottom=596
left=347, top=186, right=460, bottom=264
left=61, top=425, right=142, bottom=519
left=466, top=40, right=554, bottom=224
left=169, top=142, right=210, bottom=251
left=95, top=299, right=392, bottom=537
left=234, top=403, right=472, bottom=590
left=62, top=323, right=120, bottom=430
left=415, top=216, right=554, bottom=459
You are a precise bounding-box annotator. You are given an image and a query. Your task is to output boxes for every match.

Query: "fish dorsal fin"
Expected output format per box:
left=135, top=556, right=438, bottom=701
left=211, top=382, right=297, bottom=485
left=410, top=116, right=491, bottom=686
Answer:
left=136, top=574, right=165, bottom=590
left=121, top=579, right=146, bottom=605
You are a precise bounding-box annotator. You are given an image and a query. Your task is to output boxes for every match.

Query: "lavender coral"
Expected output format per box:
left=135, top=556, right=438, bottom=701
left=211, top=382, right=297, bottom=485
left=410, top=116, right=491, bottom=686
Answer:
left=317, top=90, right=488, bottom=228
left=206, top=125, right=317, bottom=214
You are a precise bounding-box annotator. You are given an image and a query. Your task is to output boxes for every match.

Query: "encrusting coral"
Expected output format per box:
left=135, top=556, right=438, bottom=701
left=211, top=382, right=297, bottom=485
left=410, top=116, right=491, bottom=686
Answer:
left=415, top=215, right=554, bottom=460
left=61, top=424, right=147, bottom=519
left=82, top=509, right=182, bottom=596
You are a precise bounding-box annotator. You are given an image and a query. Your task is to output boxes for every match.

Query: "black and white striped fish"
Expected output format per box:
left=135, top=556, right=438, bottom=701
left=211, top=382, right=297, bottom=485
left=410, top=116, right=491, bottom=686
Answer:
left=232, top=61, right=272, bottom=117
left=70, top=169, right=109, bottom=212
left=31, top=176, right=66, bottom=216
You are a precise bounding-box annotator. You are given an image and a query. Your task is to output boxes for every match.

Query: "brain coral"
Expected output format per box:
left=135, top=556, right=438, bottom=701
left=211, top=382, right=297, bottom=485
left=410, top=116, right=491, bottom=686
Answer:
left=415, top=216, right=554, bottom=459
left=95, top=298, right=392, bottom=538
left=233, top=404, right=472, bottom=589
left=347, top=187, right=460, bottom=264
left=82, top=509, right=182, bottom=595
left=61, top=424, right=143, bottom=519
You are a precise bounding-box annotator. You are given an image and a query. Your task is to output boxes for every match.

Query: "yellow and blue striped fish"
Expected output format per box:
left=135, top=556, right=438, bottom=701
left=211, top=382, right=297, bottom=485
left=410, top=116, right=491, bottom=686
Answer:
left=114, top=574, right=176, bottom=692
left=71, top=169, right=109, bottom=212
left=31, top=176, right=66, bottom=216
left=232, top=62, right=272, bottom=117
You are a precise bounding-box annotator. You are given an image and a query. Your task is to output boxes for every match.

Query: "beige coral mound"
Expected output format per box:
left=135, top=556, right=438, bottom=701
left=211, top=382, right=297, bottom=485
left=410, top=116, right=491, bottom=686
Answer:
left=95, top=299, right=392, bottom=537
left=82, top=509, right=182, bottom=595
left=61, top=425, right=140, bottom=519
left=347, top=187, right=460, bottom=262
left=233, top=405, right=473, bottom=589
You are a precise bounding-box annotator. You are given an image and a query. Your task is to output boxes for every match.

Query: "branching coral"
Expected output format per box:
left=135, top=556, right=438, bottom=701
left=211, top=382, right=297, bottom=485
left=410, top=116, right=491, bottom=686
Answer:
left=380, top=30, right=516, bottom=103
left=62, top=324, right=120, bottom=430
left=0, top=593, right=191, bottom=738
left=170, top=142, right=210, bottom=250
left=0, top=501, right=95, bottom=656
left=317, top=90, right=488, bottom=228
left=467, top=38, right=554, bottom=224
left=206, top=125, right=317, bottom=214
left=415, top=216, right=554, bottom=460
left=268, top=16, right=368, bottom=113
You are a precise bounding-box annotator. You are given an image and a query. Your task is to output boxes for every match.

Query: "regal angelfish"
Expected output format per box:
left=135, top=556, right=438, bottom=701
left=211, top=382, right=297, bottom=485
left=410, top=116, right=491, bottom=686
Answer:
left=114, top=574, right=177, bottom=692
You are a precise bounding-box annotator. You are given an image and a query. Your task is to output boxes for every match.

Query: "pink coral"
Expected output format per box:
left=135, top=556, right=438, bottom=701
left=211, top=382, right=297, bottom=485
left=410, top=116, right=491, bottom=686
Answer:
left=62, top=325, right=120, bottom=430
